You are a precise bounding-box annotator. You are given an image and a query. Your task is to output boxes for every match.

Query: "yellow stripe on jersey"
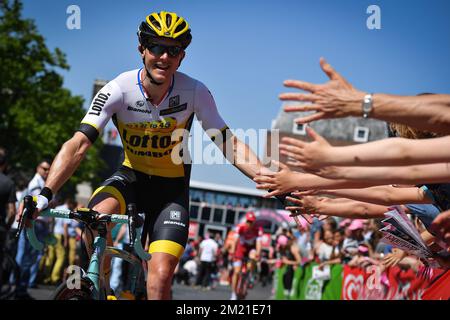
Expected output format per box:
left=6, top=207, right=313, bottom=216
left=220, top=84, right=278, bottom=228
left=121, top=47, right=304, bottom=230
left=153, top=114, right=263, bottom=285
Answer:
left=149, top=240, right=185, bottom=259
left=89, top=186, right=126, bottom=214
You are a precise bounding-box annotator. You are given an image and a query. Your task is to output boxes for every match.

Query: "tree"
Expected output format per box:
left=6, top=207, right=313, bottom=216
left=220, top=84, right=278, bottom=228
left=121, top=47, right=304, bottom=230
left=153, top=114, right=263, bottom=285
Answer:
left=0, top=0, right=105, bottom=196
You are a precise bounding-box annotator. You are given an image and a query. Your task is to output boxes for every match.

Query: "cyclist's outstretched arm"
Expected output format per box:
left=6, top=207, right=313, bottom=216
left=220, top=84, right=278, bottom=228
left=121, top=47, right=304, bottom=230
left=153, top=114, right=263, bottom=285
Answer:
left=194, top=80, right=265, bottom=181
left=218, top=135, right=264, bottom=180
left=45, top=132, right=92, bottom=194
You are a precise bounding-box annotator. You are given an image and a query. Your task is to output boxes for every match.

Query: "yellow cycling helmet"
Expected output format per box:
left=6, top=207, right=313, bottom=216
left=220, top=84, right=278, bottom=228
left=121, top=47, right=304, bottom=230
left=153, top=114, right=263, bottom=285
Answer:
left=138, top=11, right=192, bottom=49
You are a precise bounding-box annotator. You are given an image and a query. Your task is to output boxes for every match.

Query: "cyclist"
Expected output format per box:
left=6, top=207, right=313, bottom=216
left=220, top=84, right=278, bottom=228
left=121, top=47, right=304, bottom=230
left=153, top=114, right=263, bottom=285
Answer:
left=19, top=11, right=268, bottom=300
left=230, top=211, right=262, bottom=300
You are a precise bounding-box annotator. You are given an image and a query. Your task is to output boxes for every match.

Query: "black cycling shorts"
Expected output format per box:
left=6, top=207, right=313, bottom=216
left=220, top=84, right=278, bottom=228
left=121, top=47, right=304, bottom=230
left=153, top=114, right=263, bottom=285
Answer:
left=88, top=166, right=189, bottom=259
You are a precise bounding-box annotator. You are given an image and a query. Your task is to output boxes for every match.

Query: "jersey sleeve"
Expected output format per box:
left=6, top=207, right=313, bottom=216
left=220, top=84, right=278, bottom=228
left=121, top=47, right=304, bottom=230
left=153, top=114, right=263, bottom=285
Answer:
left=194, top=81, right=230, bottom=145
left=78, top=80, right=123, bottom=143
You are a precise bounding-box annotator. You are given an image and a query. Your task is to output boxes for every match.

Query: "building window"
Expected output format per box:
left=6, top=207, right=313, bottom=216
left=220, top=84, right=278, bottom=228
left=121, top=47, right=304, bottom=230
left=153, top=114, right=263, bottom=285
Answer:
left=353, top=126, right=370, bottom=143
left=213, top=207, right=224, bottom=223
left=292, top=122, right=307, bottom=135
left=225, top=209, right=236, bottom=225
left=201, top=206, right=211, bottom=222
left=190, top=204, right=199, bottom=220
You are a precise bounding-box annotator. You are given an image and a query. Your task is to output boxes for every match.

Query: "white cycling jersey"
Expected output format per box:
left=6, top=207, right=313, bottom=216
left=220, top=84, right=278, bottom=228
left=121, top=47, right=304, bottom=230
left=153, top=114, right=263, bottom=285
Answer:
left=79, top=69, right=228, bottom=178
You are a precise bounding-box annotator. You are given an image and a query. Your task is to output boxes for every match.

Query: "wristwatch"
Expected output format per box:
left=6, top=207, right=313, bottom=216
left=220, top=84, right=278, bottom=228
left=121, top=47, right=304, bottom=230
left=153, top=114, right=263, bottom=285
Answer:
left=362, top=93, right=373, bottom=118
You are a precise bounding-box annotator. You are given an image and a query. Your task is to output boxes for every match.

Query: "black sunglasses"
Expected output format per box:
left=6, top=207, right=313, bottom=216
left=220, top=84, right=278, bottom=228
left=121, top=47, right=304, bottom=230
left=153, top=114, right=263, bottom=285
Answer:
left=146, top=43, right=183, bottom=58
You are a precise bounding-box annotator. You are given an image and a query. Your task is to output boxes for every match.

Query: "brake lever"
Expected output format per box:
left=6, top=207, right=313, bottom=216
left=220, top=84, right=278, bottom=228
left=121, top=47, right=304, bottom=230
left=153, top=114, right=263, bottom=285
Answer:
left=16, top=195, right=35, bottom=239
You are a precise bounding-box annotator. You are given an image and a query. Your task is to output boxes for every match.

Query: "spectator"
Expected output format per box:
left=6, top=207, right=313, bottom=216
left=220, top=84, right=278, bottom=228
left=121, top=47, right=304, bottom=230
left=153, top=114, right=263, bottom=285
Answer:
left=0, top=147, right=17, bottom=290
left=182, top=257, right=198, bottom=285
left=13, top=159, right=51, bottom=299
left=195, top=232, right=219, bottom=290
left=275, top=234, right=301, bottom=298
left=314, top=229, right=334, bottom=263
left=341, top=220, right=365, bottom=264
left=362, top=220, right=373, bottom=242
left=0, top=147, right=16, bottom=231
left=294, top=219, right=313, bottom=265
left=45, top=198, right=77, bottom=285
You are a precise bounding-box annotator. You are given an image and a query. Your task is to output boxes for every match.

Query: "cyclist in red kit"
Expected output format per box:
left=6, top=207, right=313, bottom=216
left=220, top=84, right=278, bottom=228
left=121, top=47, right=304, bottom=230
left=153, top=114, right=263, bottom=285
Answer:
left=230, top=211, right=262, bottom=300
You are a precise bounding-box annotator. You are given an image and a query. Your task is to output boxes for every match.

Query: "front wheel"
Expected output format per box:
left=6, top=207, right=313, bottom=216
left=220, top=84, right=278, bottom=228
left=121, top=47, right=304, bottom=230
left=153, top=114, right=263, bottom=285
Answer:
left=236, top=273, right=248, bottom=300
left=51, top=278, right=95, bottom=300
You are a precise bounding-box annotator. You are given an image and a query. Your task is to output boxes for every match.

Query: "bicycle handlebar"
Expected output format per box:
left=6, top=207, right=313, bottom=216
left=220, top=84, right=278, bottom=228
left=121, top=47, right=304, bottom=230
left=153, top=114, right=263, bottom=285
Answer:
left=18, top=196, right=151, bottom=262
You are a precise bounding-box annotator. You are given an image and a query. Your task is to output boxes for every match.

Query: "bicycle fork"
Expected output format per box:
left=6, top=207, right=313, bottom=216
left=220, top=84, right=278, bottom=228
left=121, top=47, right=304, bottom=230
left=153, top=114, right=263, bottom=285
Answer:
left=86, top=225, right=108, bottom=299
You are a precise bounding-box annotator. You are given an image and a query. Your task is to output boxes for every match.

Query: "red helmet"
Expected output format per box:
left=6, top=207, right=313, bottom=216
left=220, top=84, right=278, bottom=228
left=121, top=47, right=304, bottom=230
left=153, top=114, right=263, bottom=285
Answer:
left=245, top=211, right=256, bottom=222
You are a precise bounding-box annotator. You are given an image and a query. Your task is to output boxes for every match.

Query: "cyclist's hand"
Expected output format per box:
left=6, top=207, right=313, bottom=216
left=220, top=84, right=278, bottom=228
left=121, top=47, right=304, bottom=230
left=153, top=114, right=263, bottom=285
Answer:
left=16, top=195, right=46, bottom=224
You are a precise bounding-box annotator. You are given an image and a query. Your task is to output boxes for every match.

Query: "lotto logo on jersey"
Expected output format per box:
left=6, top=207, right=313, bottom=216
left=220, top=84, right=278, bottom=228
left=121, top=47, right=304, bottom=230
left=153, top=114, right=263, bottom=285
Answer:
left=170, top=210, right=181, bottom=221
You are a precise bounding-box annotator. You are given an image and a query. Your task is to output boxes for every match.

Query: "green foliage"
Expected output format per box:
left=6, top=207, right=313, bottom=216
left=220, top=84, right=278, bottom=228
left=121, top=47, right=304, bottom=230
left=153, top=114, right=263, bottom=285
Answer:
left=0, top=0, right=105, bottom=190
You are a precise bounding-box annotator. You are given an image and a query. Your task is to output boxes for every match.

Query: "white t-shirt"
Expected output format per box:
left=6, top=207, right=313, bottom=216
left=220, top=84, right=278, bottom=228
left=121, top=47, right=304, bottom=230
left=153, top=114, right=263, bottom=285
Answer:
left=317, top=242, right=333, bottom=262
left=199, top=238, right=218, bottom=262
left=183, top=259, right=198, bottom=275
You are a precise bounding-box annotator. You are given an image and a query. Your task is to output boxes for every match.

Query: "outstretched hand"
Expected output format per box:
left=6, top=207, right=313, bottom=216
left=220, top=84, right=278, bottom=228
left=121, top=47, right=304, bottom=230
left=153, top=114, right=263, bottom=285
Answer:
left=280, top=58, right=365, bottom=123
left=254, top=160, right=298, bottom=198
left=280, top=126, right=333, bottom=171
left=283, top=194, right=328, bottom=221
left=430, top=210, right=450, bottom=249
left=382, top=248, right=407, bottom=268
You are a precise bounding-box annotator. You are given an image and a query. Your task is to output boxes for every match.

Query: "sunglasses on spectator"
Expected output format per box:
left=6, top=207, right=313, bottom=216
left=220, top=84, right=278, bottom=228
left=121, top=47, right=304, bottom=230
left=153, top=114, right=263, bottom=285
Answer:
left=145, top=43, right=183, bottom=58
left=40, top=166, right=50, bottom=171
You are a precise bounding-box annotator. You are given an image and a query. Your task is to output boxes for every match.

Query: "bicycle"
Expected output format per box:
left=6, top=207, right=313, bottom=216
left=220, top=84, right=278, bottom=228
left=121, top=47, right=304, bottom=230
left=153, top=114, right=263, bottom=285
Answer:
left=17, top=195, right=151, bottom=300
left=235, top=257, right=254, bottom=300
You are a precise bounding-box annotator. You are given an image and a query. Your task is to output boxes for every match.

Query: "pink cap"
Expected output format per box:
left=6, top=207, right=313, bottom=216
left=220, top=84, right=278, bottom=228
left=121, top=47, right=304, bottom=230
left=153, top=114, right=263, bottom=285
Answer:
left=339, top=218, right=352, bottom=228
left=358, top=245, right=369, bottom=253
left=277, top=235, right=288, bottom=247
left=348, top=219, right=364, bottom=231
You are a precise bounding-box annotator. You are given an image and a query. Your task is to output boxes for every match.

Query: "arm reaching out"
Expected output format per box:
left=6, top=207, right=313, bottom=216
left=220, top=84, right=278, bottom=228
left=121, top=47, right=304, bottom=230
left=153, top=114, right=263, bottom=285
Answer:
left=284, top=195, right=388, bottom=219
left=281, top=58, right=450, bottom=134
left=253, top=160, right=399, bottom=197
left=314, top=163, right=450, bottom=185
left=295, top=185, right=432, bottom=207
left=280, top=128, right=450, bottom=171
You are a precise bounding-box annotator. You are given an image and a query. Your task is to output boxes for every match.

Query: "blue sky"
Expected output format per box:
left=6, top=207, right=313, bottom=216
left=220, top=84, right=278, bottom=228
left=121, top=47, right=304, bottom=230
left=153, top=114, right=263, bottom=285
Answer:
left=22, top=0, right=450, bottom=189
